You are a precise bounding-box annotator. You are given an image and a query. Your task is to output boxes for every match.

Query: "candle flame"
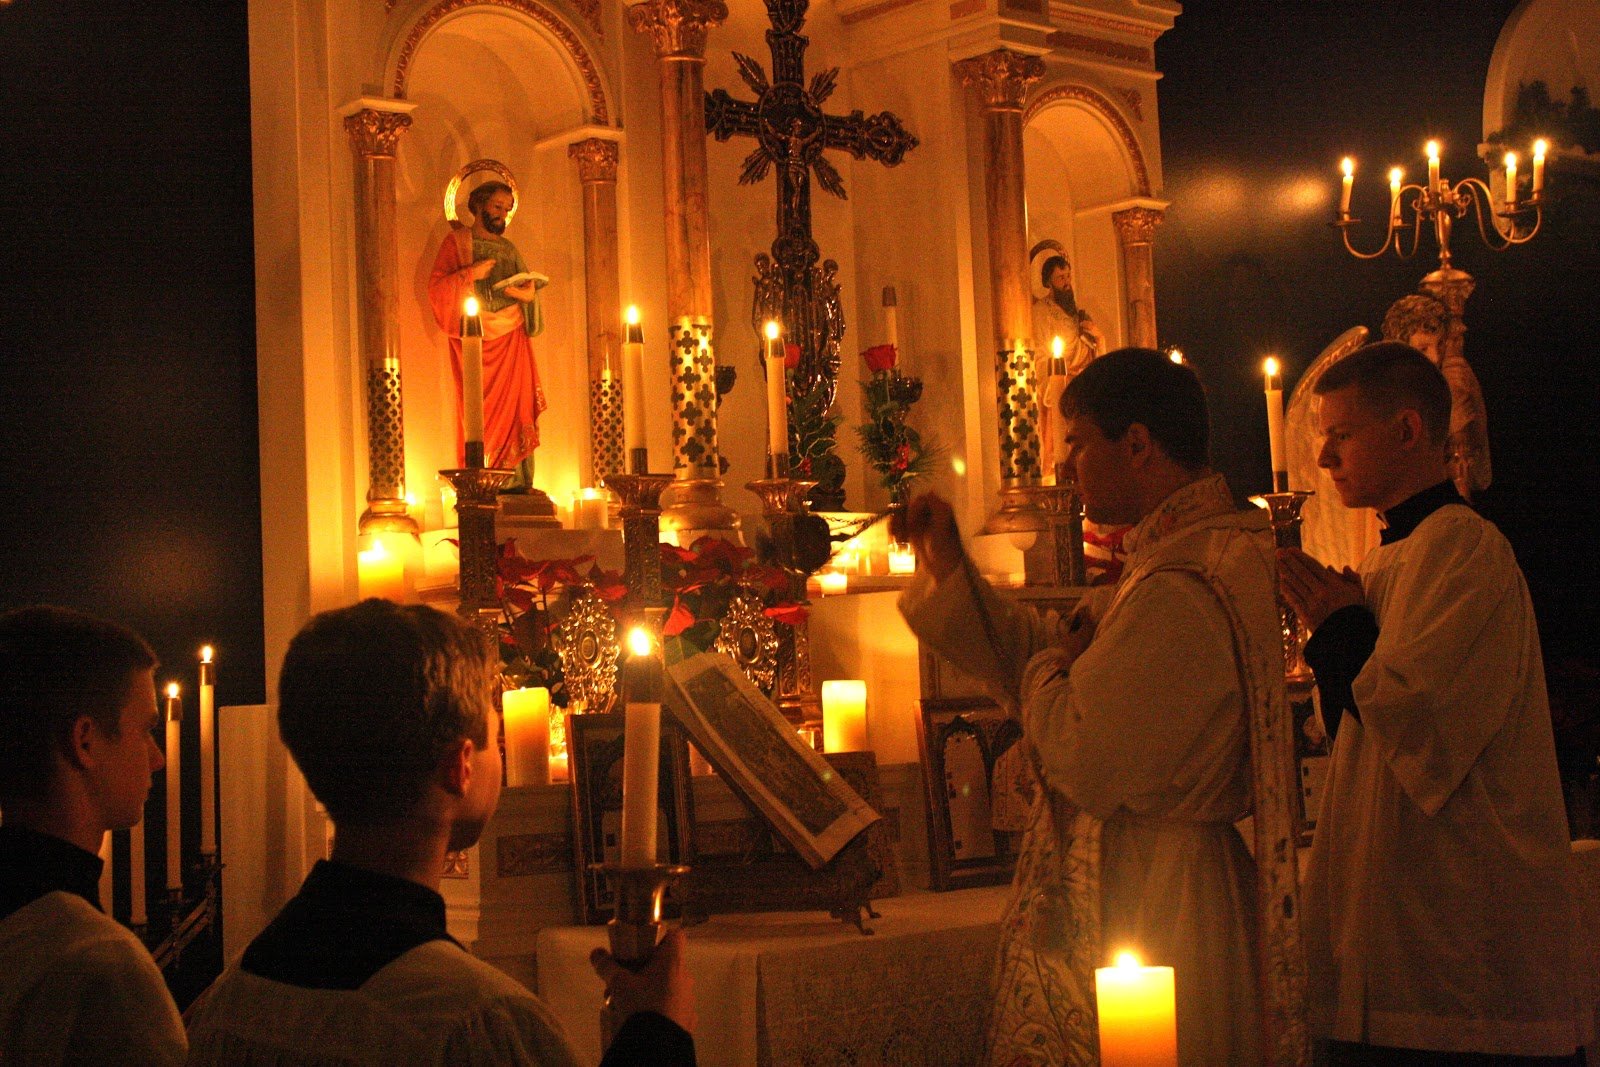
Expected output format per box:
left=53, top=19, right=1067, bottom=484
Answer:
left=1388, top=166, right=1403, bottom=186
left=763, top=319, right=781, bottom=341
left=1263, top=356, right=1280, bottom=378
left=1504, top=151, right=1518, bottom=169
left=1340, top=157, right=1354, bottom=177
left=1425, top=139, right=1440, bottom=160
left=200, top=645, right=213, bottom=664
left=1051, top=335, right=1065, bottom=359
left=360, top=537, right=391, bottom=563
left=1168, top=348, right=1184, bottom=364
left=627, top=627, right=654, bottom=658
left=1533, top=138, right=1547, bottom=160
left=1114, top=950, right=1143, bottom=969
left=951, top=455, right=967, bottom=477
left=624, top=304, right=640, bottom=326
left=463, top=295, right=480, bottom=317
left=165, top=682, right=180, bottom=699
left=580, top=486, right=601, bottom=500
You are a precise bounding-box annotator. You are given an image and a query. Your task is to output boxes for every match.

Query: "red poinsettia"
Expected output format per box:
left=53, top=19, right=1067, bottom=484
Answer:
left=783, top=342, right=802, bottom=370
left=762, top=603, right=810, bottom=626
left=862, top=343, right=898, bottom=374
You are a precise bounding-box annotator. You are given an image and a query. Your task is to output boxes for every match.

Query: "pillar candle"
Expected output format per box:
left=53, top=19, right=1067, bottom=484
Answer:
left=548, top=746, right=570, bottom=784
left=764, top=319, right=787, bottom=456
left=1388, top=167, right=1403, bottom=225
left=1094, top=952, right=1177, bottom=1066
left=888, top=543, right=917, bottom=575
left=163, top=683, right=182, bottom=893
left=619, top=627, right=664, bottom=868
left=1263, top=357, right=1287, bottom=488
left=1532, top=139, right=1546, bottom=196
left=461, top=296, right=485, bottom=448
left=1339, top=157, right=1354, bottom=216
left=882, top=286, right=899, bottom=349
left=1425, top=140, right=1440, bottom=189
left=821, top=679, right=869, bottom=753
left=129, top=818, right=146, bottom=926
left=502, top=687, right=551, bottom=787
left=357, top=537, right=405, bottom=602
left=622, top=306, right=647, bottom=454
left=199, top=646, right=216, bottom=855
left=817, top=572, right=847, bottom=596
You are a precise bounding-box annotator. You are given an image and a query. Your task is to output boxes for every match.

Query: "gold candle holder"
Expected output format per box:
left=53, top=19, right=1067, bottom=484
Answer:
left=594, top=862, right=690, bottom=1046
left=604, top=472, right=674, bottom=609
left=441, top=462, right=514, bottom=641
left=1251, top=490, right=1315, bottom=684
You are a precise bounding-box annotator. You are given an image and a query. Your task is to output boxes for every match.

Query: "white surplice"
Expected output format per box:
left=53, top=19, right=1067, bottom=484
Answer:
left=0, top=891, right=185, bottom=1066
left=902, top=475, right=1280, bottom=1066
left=1304, top=504, right=1591, bottom=1055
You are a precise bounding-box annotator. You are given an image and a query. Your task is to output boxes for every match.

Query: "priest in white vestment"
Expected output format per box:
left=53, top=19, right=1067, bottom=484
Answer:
left=1280, top=342, right=1588, bottom=1064
left=899, top=349, right=1282, bottom=1066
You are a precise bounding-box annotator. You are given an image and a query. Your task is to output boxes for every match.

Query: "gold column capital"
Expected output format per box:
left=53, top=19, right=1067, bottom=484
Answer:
left=344, top=108, right=413, bottom=159
left=569, top=137, right=621, bottom=183
left=626, top=0, right=727, bottom=59
left=955, top=49, right=1046, bottom=111
left=1113, top=205, right=1165, bottom=244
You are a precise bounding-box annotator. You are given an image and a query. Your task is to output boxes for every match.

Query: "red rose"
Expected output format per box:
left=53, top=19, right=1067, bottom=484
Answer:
left=863, top=343, right=898, bottom=373
left=783, top=343, right=802, bottom=370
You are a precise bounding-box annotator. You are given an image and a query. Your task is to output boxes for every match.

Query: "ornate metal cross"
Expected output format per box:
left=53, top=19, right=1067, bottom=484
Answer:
left=706, top=0, right=916, bottom=505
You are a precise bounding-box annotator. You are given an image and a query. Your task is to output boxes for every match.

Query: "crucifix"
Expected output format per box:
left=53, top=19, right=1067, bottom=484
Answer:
left=706, top=0, right=916, bottom=507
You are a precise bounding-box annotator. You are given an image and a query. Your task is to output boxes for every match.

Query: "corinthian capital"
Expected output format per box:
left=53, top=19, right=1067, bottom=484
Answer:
left=955, top=50, right=1046, bottom=112
left=1113, top=206, right=1164, bottom=243
left=568, top=138, right=620, bottom=183
left=626, top=0, right=728, bottom=59
left=344, top=108, right=413, bottom=158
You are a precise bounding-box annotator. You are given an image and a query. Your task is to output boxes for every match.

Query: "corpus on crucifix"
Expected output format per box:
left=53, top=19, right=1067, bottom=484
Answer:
left=706, top=0, right=916, bottom=507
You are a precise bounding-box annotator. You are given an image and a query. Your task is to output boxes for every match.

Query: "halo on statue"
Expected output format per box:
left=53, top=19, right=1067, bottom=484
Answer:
left=1029, top=238, right=1068, bottom=299
left=444, top=159, right=520, bottom=229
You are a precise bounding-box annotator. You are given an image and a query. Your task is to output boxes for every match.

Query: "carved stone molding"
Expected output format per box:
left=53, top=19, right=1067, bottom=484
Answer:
left=392, top=0, right=611, bottom=124
left=1113, top=205, right=1163, bottom=243
left=954, top=49, right=1045, bottom=112
left=626, top=0, right=728, bottom=59
left=1043, top=30, right=1151, bottom=67
left=344, top=108, right=413, bottom=158
left=568, top=137, right=619, bottom=183
left=1115, top=87, right=1143, bottom=122
left=1050, top=7, right=1166, bottom=41
left=1024, top=84, right=1151, bottom=196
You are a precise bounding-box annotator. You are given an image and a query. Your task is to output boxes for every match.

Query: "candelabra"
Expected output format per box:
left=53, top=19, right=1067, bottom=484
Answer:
left=1333, top=138, right=1548, bottom=269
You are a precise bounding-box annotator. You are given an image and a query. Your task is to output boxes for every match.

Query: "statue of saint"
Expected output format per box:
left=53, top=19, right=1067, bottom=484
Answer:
left=428, top=180, right=547, bottom=490
left=1031, top=251, right=1105, bottom=477
left=1380, top=293, right=1491, bottom=500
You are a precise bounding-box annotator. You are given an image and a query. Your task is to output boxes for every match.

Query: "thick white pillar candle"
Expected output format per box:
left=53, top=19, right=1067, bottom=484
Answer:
left=129, top=818, right=146, bottom=926
left=1339, top=157, right=1354, bottom=216
left=622, top=305, right=647, bottom=454
left=199, top=646, right=216, bottom=855
left=1263, top=356, right=1286, bottom=488
left=887, top=543, right=917, bottom=575
left=462, top=296, right=485, bottom=448
left=764, top=319, right=787, bottom=456
left=164, top=683, right=182, bottom=893
left=357, top=537, right=405, bottom=601
left=1095, top=952, right=1177, bottom=1066
left=821, top=679, right=869, bottom=753
left=817, top=572, right=847, bottom=597
left=619, top=628, right=663, bottom=868
left=502, top=687, right=551, bottom=787
left=882, top=286, right=899, bottom=349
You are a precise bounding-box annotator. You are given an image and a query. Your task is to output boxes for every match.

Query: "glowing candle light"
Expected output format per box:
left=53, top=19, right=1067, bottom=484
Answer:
left=817, top=572, right=848, bottom=596
left=1264, top=357, right=1287, bottom=492
left=1167, top=348, right=1184, bottom=365
left=1051, top=334, right=1066, bottom=375
left=622, top=305, right=647, bottom=465
left=502, top=687, right=551, bottom=787
left=1502, top=152, right=1518, bottom=210
left=764, top=319, right=787, bottom=457
left=821, top=680, right=869, bottom=753
left=357, top=537, right=405, bottom=602
left=461, top=296, right=485, bottom=451
left=1425, top=140, right=1440, bottom=189
left=1094, top=951, right=1177, bottom=1067
left=1339, top=157, right=1354, bottom=216
left=1388, top=167, right=1404, bottom=225
left=199, top=646, right=216, bottom=856
left=1532, top=138, right=1547, bottom=197
left=888, top=542, right=917, bottom=575
left=619, top=628, right=663, bottom=868
left=164, top=683, right=182, bottom=893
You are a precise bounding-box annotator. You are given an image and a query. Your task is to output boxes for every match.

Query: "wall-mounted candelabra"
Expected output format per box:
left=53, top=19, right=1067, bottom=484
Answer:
left=1334, top=138, right=1549, bottom=268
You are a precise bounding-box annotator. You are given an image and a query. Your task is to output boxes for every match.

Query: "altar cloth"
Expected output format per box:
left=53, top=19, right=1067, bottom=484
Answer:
left=536, top=884, right=1009, bottom=1066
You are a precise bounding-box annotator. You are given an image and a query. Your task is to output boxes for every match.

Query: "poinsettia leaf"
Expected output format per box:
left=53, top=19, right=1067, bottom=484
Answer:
left=663, top=598, right=697, bottom=636
left=763, top=603, right=810, bottom=626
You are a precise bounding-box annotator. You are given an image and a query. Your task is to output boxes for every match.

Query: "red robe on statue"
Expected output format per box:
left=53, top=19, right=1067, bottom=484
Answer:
left=428, top=228, right=546, bottom=469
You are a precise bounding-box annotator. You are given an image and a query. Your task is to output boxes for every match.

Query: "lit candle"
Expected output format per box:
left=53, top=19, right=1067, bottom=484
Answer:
left=440, top=484, right=458, bottom=527
left=622, top=305, right=647, bottom=462
left=548, top=746, right=570, bottom=784
left=882, top=286, right=899, bottom=350
left=1532, top=138, right=1546, bottom=197
left=1339, top=157, right=1354, bottom=216
left=357, top=536, right=405, bottom=602
left=1094, top=951, right=1177, bottom=1067
left=1263, top=357, right=1287, bottom=491
left=129, top=817, right=146, bottom=926
left=199, top=646, right=216, bottom=856
left=619, top=627, right=663, bottom=868
left=764, top=319, right=787, bottom=457
left=821, top=680, right=869, bottom=753
left=502, top=687, right=551, bottom=787
left=1167, top=348, right=1184, bottom=365
left=1388, top=167, right=1404, bottom=225
left=163, top=683, right=182, bottom=893
left=1503, top=151, right=1518, bottom=209
left=817, top=571, right=848, bottom=596
left=1051, top=334, right=1066, bottom=376
left=575, top=487, right=606, bottom=530
left=888, top=542, right=917, bottom=575
left=461, top=296, right=485, bottom=450
left=1425, top=140, right=1440, bottom=189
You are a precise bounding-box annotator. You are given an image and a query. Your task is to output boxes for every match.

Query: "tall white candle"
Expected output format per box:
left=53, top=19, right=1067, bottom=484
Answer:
left=1263, top=356, right=1286, bottom=489
left=1503, top=152, right=1518, bottom=209
left=163, top=683, right=182, bottom=893
left=619, top=628, right=663, bottom=868
left=1388, top=167, right=1403, bottom=225
left=1532, top=139, right=1546, bottom=197
left=461, top=296, right=485, bottom=448
left=502, top=687, right=551, bottom=787
left=821, top=680, right=869, bottom=753
left=764, top=319, right=787, bottom=456
left=882, top=286, right=899, bottom=350
left=199, top=646, right=216, bottom=855
left=1425, top=139, right=1440, bottom=189
left=129, top=818, right=146, bottom=926
left=622, top=305, right=647, bottom=456
left=1095, top=951, right=1177, bottom=1066
left=1339, top=157, right=1354, bottom=216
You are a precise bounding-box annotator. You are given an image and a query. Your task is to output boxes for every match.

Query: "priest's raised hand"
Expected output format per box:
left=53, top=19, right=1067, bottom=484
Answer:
left=893, top=491, right=964, bottom=581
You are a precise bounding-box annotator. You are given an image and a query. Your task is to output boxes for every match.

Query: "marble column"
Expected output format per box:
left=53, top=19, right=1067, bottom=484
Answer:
left=570, top=137, right=625, bottom=485
left=628, top=0, right=739, bottom=542
left=1113, top=206, right=1164, bottom=349
left=343, top=99, right=419, bottom=536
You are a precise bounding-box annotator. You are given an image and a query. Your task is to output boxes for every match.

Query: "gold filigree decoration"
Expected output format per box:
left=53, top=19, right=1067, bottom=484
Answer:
left=568, top=137, right=620, bottom=183
left=392, top=0, right=611, bottom=125
left=344, top=108, right=413, bottom=158
left=625, top=0, right=727, bottom=60
left=552, top=589, right=621, bottom=714
left=955, top=50, right=1046, bottom=112
left=444, top=158, right=519, bottom=225
left=1113, top=205, right=1163, bottom=244
left=713, top=590, right=780, bottom=695
left=1024, top=84, right=1151, bottom=197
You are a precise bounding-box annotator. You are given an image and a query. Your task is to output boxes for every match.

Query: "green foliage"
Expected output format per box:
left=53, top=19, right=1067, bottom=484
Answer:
left=789, top=383, right=846, bottom=503
left=855, top=368, right=936, bottom=503
left=1489, top=80, right=1600, bottom=155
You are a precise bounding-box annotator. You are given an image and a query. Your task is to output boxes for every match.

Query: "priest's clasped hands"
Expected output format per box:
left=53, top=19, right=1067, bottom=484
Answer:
left=1276, top=547, right=1366, bottom=631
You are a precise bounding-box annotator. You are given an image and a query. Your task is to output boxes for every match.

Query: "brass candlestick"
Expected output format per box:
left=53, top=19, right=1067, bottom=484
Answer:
left=441, top=448, right=514, bottom=641
left=1018, top=482, right=1086, bottom=587
left=746, top=466, right=824, bottom=738
left=595, top=862, right=690, bottom=1047
left=604, top=472, right=673, bottom=609
left=1251, top=490, right=1315, bottom=684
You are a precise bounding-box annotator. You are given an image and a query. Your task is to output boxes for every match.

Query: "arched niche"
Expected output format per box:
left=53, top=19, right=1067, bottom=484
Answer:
left=1483, top=0, right=1599, bottom=144
left=1022, top=84, right=1150, bottom=348
left=386, top=0, right=616, bottom=517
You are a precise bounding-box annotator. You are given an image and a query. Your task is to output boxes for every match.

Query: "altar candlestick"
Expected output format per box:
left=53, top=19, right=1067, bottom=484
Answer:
left=1425, top=140, right=1440, bottom=189
left=882, top=286, right=899, bottom=349
left=1263, top=357, right=1287, bottom=491
left=1532, top=139, right=1546, bottom=197
left=622, top=305, right=647, bottom=461
left=199, top=646, right=216, bottom=855
left=619, top=628, right=663, bottom=868
left=129, top=817, right=146, bottom=925
left=764, top=319, right=787, bottom=456
left=821, top=680, right=869, bottom=753
left=357, top=537, right=405, bottom=602
left=1339, top=157, right=1354, bottom=216
left=461, top=296, right=485, bottom=450
left=164, top=683, right=182, bottom=893
left=502, top=687, right=551, bottom=787
left=1503, top=152, right=1518, bottom=209
left=1388, top=167, right=1404, bottom=225
left=1095, top=951, right=1177, bottom=1066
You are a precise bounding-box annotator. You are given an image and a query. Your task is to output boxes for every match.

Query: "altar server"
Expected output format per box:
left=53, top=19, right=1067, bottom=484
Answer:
left=1281, top=342, right=1588, bottom=1065
left=185, top=600, right=694, bottom=1066
left=899, top=349, right=1279, bottom=1065
left=0, top=606, right=186, bottom=1066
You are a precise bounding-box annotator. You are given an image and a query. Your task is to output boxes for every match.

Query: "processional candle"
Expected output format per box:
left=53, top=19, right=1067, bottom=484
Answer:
left=622, top=305, right=648, bottom=468
left=1263, top=357, right=1287, bottom=492
left=821, top=680, right=869, bottom=753
left=461, top=296, right=485, bottom=450
left=764, top=320, right=787, bottom=457
left=619, top=628, right=663, bottom=868
left=1094, top=951, right=1177, bottom=1066
left=199, top=646, right=216, bottom=856
left=164, top=683, right=182, bottom=893
left=502, top=687, right=551, bottom=787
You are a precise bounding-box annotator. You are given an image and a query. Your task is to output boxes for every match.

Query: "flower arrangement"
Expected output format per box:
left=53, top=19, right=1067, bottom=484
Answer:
left=660, top=536, right=809, bottom=664
left=855, top=343, right=935, bottom=503
left=495, top=541, right=626, bottom=705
